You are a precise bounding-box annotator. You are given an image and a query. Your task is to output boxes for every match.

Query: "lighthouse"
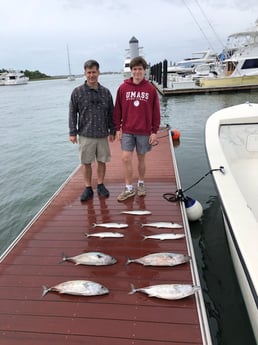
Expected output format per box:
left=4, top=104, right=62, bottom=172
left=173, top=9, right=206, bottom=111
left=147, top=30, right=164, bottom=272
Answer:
left=123, top=36, right=144, bottom=79
left=128, top=36, right=140, bottom=59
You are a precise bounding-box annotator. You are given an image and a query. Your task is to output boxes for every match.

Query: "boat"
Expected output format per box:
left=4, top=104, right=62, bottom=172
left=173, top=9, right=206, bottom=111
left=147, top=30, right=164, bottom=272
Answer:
left=167, top=49, right=218, bottom=75
left=3, top=70, right=29, bottom=85
left=123, top=36, right=149, bottom=79
left=152, top=20, right=258, bottom=94
left=167, top=62, right=223, bottom=90
left=66, top=45, right=75, bottom=81
left=200, top=20, right=258, bottom=88
left=0, top=73, right=7, bottom=86
left=205, top=102, right=258, bottom=343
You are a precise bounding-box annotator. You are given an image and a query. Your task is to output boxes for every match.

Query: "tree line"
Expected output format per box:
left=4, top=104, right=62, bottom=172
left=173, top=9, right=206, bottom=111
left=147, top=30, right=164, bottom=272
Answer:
left=0, top=69, right=50, bottom=80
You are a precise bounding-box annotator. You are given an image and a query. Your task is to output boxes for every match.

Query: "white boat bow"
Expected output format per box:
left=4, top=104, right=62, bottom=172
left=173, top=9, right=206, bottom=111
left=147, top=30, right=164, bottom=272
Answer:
left=205, top=102, right=258, bottom=342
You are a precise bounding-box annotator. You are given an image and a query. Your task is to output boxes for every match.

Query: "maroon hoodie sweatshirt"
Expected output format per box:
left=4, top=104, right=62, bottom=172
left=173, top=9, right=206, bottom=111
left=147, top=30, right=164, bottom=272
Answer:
left=113, top=77, right=161, bottom=135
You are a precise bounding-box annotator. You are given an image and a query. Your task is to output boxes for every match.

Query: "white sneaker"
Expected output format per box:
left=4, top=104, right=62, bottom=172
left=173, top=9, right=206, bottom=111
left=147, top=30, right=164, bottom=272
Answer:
left=137, top=183, right=146, bottom=197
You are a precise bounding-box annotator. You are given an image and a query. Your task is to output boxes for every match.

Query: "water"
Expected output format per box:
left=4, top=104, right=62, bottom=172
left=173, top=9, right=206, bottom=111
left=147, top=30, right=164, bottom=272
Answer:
left=0, top=75, right=257, bottom=344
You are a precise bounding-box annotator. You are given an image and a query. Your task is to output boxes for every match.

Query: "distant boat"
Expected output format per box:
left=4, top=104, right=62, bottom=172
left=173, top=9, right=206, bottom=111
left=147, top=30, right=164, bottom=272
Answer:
left=123, top=36, right=149, bottom=79
left=200, top=20, right=258, bottom=88
left=155, top=21, right=258, bottom=93
left=66, top=45, right=75, bottom=81
left=167, top=50, right=218, bottom=75
left=2, top=70, right=29, bottom=86
left=0, top=73, right=6, bottom=86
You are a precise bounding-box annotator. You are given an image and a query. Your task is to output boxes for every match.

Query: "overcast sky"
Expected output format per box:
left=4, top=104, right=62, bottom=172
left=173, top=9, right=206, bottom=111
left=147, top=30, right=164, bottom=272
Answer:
left=1, top=0, right=258, bottom=75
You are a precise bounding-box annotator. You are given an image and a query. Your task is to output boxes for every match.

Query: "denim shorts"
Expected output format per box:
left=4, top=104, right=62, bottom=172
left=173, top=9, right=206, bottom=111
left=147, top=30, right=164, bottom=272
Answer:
left=121, top=133, right=152, bottom=154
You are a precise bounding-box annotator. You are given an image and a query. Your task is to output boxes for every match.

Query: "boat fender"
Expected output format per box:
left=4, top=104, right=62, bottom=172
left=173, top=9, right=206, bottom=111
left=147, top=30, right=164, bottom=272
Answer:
left=170, top=129, right=180, bottom=141
left=184, top=196, right=203, bottom=221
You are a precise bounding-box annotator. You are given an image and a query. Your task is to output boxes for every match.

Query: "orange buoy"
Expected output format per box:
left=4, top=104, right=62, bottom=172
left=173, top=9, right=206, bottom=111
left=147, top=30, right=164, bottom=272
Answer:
left=171, top=129, right=181, bottom=141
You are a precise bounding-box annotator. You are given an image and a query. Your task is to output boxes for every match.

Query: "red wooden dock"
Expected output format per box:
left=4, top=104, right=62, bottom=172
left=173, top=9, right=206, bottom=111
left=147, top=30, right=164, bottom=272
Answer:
left=0, top=129, right=212, bottom=345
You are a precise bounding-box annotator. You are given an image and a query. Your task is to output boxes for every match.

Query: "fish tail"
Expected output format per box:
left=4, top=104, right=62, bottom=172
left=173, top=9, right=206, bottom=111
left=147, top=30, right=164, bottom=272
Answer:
left=41, top=285, right=50, bottom=297
left=141, top=235, right=147, bottom=241
left=92, top=223, right=97, bottom=227
left=193, top=285, right=201, bottom=292
left=126, top=256, right=132, bottom=265
left=60, top=252, right=68, bottom=263
left=128, top=284, right=137, bottom=295
left=84, top=232, right=89, bottom=238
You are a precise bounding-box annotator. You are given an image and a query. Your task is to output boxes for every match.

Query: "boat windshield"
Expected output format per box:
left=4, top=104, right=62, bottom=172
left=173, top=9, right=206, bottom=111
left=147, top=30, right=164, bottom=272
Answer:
left=241, top=58, right=258, bottom=69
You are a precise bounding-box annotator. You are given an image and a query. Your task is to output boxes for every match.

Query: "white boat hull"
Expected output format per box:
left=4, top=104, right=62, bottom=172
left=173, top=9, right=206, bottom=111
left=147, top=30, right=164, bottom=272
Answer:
left=3, top=71, right=29, bottom=85
left=205, top=103, right=258, bottom=343
left=4, top=79, right=28, bottom=85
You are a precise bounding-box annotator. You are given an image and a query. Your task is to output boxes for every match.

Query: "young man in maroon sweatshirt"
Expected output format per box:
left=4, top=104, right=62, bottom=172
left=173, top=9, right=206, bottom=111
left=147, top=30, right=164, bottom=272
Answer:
left=113, top=56, right=161, bottom=201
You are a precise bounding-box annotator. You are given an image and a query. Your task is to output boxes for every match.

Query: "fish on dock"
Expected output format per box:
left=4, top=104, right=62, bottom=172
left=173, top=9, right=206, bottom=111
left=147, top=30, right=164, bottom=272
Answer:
left=141, top=221, right=183, bottom=228
left=126, top=252, right=191, bottom=266
left=61, top=252, right=117, bottom=266
left=92, top=222, right=128, bottom=228
left=142, top=233, right=185, bottom=241
left=42, top=280, right=109, bottom=297
left=121, top=210, right=152, bottom=215
left=129, top=283, right=200, bottom=300
left=85, top=232, right=124, bottom=238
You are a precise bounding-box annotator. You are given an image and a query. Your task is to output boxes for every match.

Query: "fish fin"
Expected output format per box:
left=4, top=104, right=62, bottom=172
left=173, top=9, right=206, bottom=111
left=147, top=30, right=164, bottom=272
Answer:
left=41, top=285, right=50, bottom=297
left=128, top=284, right=137, bottom=295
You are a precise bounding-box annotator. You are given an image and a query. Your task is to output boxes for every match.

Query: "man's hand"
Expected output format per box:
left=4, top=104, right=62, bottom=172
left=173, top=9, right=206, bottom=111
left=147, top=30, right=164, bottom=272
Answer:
left=69, top=135, right=77, bottom=144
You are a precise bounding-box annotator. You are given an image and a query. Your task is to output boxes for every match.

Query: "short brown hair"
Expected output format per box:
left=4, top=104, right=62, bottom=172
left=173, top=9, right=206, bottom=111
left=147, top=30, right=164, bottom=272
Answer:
left=84, top=59, right=99, bottom=70
left=129, top=56, right=147, bottom=70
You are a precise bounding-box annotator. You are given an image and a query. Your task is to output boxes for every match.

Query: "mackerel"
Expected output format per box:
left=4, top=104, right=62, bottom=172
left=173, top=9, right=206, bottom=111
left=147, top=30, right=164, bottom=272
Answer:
left=93, top=222, right=128, bottom=228
left=142, top=233, right=185, bottom=241
left=42, top=280, right=109, bottom=297
left=61, top=252, right=117, bottom=266
left=85, top=232, right=124, bottom=238
left=126, top=252, right=191, bottom=266
left=121, top=210, right=151, bottom=215
left=141, top=221, right=183, bottom=228
left=129, top=283, right=200, bottom=300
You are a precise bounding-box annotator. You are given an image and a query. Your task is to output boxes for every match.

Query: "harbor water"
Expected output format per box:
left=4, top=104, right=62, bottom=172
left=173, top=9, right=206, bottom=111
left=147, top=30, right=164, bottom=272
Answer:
left=0, top=74, right=257, bottom=344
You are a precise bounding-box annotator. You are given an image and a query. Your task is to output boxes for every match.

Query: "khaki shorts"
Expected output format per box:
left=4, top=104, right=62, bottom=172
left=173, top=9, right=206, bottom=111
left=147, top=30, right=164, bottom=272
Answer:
left=78, top=136, right=111, bottom=164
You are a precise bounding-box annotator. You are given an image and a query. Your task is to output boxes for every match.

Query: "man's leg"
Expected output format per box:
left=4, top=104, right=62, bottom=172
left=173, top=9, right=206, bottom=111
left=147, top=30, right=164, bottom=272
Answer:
left=117, top=150, right=135, bottom=201
left=96, top=161, right=109, bottom=197
left=121, top=150, right=134, bottom=185
left=82, top=163, right=92, bottom=187
left=137, top=153, right=146, bottom=196
left=137, top=153, right=146, bottom=181
left=80, top=163, right=93, bottom=201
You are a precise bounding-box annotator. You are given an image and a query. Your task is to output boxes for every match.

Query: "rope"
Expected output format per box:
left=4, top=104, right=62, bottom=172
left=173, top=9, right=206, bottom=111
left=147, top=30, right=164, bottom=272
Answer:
left=163, top=167, right=225, bottom=202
